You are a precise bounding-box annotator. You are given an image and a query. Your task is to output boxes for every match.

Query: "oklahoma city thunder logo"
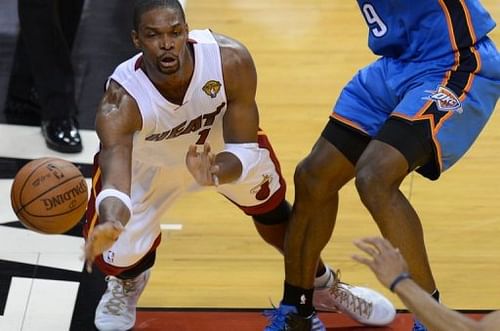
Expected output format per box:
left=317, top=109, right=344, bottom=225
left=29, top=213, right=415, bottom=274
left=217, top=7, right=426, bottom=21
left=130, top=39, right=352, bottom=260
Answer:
left=202, top=80, right=221, bottom=98
left=424, top=86, right=463, bottom=113
left=250, top=174, right=273, bottom=201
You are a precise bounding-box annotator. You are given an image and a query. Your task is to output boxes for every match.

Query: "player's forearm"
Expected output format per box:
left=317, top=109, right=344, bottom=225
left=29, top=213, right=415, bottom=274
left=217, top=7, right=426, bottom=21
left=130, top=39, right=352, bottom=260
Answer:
left=97, top=147, right=133, bottom=226
left=394, top=280, right=479, bottom=331
left=97, top=196, right=131, bottom=227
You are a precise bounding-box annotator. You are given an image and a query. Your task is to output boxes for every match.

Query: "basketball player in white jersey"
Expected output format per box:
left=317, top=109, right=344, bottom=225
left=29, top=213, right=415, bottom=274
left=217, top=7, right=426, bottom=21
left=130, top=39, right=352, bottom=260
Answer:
left=82, top=1, right=395, bottom=330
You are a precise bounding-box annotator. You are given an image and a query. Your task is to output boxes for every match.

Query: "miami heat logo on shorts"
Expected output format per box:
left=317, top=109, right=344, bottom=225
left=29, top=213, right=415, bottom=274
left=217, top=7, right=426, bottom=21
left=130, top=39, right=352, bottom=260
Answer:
left=250, top=174, right=272, bottom=201
left=202, top=80, right=222, bottom=98
left=424, top=86, right=463, bottom=113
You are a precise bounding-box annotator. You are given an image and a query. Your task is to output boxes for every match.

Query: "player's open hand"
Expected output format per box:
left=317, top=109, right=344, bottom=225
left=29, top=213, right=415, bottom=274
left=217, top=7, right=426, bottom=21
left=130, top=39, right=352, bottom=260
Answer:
left=185, top=143, right=220, bottom=186
left=352, top=237, right=409, bottom=288
left=84, top=220, right=124, bottom=273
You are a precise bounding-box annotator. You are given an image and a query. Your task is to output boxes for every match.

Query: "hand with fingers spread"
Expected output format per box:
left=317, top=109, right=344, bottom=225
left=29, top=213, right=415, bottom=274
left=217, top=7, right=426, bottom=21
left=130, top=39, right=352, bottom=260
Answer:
left=84, top=221, right=124, bottom=273
left=352, top=236, right=409, bottom=289
left=186, top=143, right=220, bottom=186
left=352, top=237, right=500, bottom=331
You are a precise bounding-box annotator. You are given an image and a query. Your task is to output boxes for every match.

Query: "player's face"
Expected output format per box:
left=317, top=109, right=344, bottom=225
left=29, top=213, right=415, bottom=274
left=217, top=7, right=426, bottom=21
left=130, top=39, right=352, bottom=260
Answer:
left=133, top=7, right=189, bottom=75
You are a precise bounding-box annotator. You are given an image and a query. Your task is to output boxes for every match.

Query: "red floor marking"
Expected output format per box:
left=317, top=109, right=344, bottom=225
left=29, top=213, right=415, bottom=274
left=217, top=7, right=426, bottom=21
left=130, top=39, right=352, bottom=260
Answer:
left=135, top=311, right=404, bottom=330
left=135, top=310, right=487, bottom=330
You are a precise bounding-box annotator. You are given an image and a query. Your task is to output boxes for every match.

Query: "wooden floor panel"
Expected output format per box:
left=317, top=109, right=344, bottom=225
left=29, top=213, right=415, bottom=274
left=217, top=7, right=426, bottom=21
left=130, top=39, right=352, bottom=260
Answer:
left=134, top=310, right=488, bottom=331
left=139, top=0, right=500, bottom=310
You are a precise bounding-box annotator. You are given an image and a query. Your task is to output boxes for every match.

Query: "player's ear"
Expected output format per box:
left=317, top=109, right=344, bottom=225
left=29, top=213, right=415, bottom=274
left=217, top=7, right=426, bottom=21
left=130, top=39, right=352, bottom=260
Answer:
left=131, top=30, right=140, bottom=49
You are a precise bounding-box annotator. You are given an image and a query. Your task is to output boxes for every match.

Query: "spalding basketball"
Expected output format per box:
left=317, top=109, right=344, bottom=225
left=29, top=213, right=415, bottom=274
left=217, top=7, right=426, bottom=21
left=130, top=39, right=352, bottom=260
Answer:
left=10, top=158, right=88, bottom=234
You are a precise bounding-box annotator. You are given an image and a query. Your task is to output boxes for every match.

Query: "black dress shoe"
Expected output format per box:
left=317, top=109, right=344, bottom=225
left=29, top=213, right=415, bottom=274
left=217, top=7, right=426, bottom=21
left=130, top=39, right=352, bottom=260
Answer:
left=41, top=118, right=83, bottom=153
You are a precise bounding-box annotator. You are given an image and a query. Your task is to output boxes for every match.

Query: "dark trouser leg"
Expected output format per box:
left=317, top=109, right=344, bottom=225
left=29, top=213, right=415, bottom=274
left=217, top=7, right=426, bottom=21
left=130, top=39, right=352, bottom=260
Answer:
left=17, top=0, right=82, bottom=120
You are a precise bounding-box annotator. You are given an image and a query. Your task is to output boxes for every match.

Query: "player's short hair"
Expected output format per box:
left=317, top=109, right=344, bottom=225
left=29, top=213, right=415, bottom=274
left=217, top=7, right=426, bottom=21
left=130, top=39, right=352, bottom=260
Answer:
left=133, top=0, right=186, bottom=30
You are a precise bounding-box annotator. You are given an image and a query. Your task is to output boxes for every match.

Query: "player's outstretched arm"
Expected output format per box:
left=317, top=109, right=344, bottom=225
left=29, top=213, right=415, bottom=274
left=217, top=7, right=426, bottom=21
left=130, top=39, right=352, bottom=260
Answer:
left=84, top=80, right=142, bottom=272
left=352, top=237, right=500, bottom=331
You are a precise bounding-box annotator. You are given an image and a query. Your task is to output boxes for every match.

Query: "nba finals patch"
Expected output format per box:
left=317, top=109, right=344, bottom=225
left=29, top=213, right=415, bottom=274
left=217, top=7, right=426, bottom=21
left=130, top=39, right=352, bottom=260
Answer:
left=202, top=80, right=221, bottom=98
left=424, top=86, right=463, bottom=113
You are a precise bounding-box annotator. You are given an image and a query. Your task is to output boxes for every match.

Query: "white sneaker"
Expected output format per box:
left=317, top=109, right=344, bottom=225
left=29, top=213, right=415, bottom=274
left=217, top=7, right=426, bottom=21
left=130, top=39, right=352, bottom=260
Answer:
left=95, top=270, right=151, bottom=331
left=313, top=270, right=396, bottom=326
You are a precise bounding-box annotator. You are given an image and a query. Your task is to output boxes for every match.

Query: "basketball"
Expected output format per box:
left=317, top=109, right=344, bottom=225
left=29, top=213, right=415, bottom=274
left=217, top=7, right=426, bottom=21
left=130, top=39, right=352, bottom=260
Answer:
left=10, top=158, right=88, bottom=234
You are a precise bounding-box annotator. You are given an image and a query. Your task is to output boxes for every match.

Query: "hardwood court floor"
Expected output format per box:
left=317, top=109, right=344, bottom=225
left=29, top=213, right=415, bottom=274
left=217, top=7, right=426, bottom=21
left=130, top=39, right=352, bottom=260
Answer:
left=0, top=1, right=498, bottom=330
left=134, top=310, right=487, bottom=331
left=141, top=0, right=500, bottom=312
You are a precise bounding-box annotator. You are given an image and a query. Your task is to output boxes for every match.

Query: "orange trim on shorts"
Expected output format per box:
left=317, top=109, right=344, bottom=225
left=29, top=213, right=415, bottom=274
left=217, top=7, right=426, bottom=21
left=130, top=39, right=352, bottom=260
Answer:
left=392, top=1, right=480, bottom=176
left=434, top=137, right=443, bottom=172
left=438, top=0, right=458, bottom=51
left=330, top=113, right=369, bottom=135
left=460, top=46, right=481, bottom=100
left=415, top=100, right=435, bottom=118
left=439, top=0, right=480, bottom=97
left=391, top=110, right=445, bottom=172
left=438, top=0, right=460, bottom=71
left=460, top=1, right=477, bottom=44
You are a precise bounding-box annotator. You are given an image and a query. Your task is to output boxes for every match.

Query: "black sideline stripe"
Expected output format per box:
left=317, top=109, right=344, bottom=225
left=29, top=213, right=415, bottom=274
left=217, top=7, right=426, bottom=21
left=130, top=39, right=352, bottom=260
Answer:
left=0, top=157, right=93, bottom=179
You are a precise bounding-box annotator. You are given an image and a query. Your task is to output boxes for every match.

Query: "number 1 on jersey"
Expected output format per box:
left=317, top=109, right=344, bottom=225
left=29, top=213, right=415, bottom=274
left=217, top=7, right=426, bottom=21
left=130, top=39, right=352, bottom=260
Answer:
left=196, top=128, right=211, bottom=145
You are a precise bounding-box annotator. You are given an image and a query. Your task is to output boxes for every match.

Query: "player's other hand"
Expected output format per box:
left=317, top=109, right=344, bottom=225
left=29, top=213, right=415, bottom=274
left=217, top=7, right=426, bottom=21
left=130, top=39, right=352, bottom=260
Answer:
left=84, top=220, right=124, bottom=273
left=185, top=143, right=219, bottom=186
left=352, top=236, right=409, bottom=288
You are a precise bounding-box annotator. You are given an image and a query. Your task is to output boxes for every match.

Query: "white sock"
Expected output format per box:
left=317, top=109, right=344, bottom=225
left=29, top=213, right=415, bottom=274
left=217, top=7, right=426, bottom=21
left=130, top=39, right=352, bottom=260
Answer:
left=314, top=266, right=335, bottom=288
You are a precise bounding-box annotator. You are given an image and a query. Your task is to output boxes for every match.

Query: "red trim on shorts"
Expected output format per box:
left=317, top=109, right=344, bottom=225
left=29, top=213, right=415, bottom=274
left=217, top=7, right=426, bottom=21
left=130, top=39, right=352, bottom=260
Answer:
left=93, top=235, right=162, bottom=277
left=226, top=131, right=287, bottom=216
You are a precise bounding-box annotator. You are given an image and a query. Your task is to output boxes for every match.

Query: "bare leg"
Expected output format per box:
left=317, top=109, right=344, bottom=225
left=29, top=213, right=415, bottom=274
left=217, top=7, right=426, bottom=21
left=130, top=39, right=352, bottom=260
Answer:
left=253, top=220, right=327, bottom=276
left=253, top=221, right=287, bottom=254
left=355, top=140, right=436, bottom=292
left=264, top=137, right=398, bottom=328
left=285, top=137, right=355, bottom=288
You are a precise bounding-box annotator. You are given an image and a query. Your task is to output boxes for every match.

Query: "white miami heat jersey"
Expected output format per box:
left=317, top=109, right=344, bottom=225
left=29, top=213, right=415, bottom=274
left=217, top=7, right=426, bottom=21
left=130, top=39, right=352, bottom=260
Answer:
left=109, top=29, right=227, bottom=169
left=102, top=30, right=230, bottom=266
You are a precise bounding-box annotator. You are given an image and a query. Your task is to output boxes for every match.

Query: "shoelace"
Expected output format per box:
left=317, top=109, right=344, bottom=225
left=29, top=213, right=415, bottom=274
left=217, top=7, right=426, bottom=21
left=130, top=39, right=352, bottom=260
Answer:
left=412, top=318, right=428, bottom=331
left=103, top=276, right=138, bottom=316
left=329, top=270, right=373, bottom=319
left=263, top=302, right=291, bottom=329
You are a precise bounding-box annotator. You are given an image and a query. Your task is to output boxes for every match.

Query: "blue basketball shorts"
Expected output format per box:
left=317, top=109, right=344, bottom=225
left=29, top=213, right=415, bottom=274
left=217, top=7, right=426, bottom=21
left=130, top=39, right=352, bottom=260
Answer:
left=330, top=37, right=500, bottom=179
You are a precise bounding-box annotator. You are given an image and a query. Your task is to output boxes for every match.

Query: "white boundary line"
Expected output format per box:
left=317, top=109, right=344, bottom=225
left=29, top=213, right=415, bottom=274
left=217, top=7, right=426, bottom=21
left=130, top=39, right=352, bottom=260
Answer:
left=160, top=224, right=183, bottom=231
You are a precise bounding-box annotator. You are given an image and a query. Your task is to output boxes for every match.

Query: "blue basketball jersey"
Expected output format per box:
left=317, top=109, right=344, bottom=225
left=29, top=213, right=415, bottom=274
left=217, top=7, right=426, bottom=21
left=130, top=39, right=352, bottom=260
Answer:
left=357, top=0, right=496, bottom=60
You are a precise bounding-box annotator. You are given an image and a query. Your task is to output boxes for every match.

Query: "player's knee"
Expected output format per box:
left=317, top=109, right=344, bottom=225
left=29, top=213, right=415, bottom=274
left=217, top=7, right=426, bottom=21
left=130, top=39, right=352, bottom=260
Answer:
left=294, top=158, right=326, bottom=197
left=355, top=165, right=393, bottom=204
left=295, top=156, right=345, bottom=200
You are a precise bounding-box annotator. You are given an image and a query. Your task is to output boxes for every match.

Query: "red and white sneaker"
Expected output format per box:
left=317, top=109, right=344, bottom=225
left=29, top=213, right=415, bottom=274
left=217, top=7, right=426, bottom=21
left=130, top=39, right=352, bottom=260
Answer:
left=313, top=269, right=396, bottom=326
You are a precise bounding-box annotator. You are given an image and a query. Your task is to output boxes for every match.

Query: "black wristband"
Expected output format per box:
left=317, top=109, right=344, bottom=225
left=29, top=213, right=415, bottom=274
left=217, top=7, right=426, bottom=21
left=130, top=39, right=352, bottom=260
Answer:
left=389, top=272, right=411, bottom=292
